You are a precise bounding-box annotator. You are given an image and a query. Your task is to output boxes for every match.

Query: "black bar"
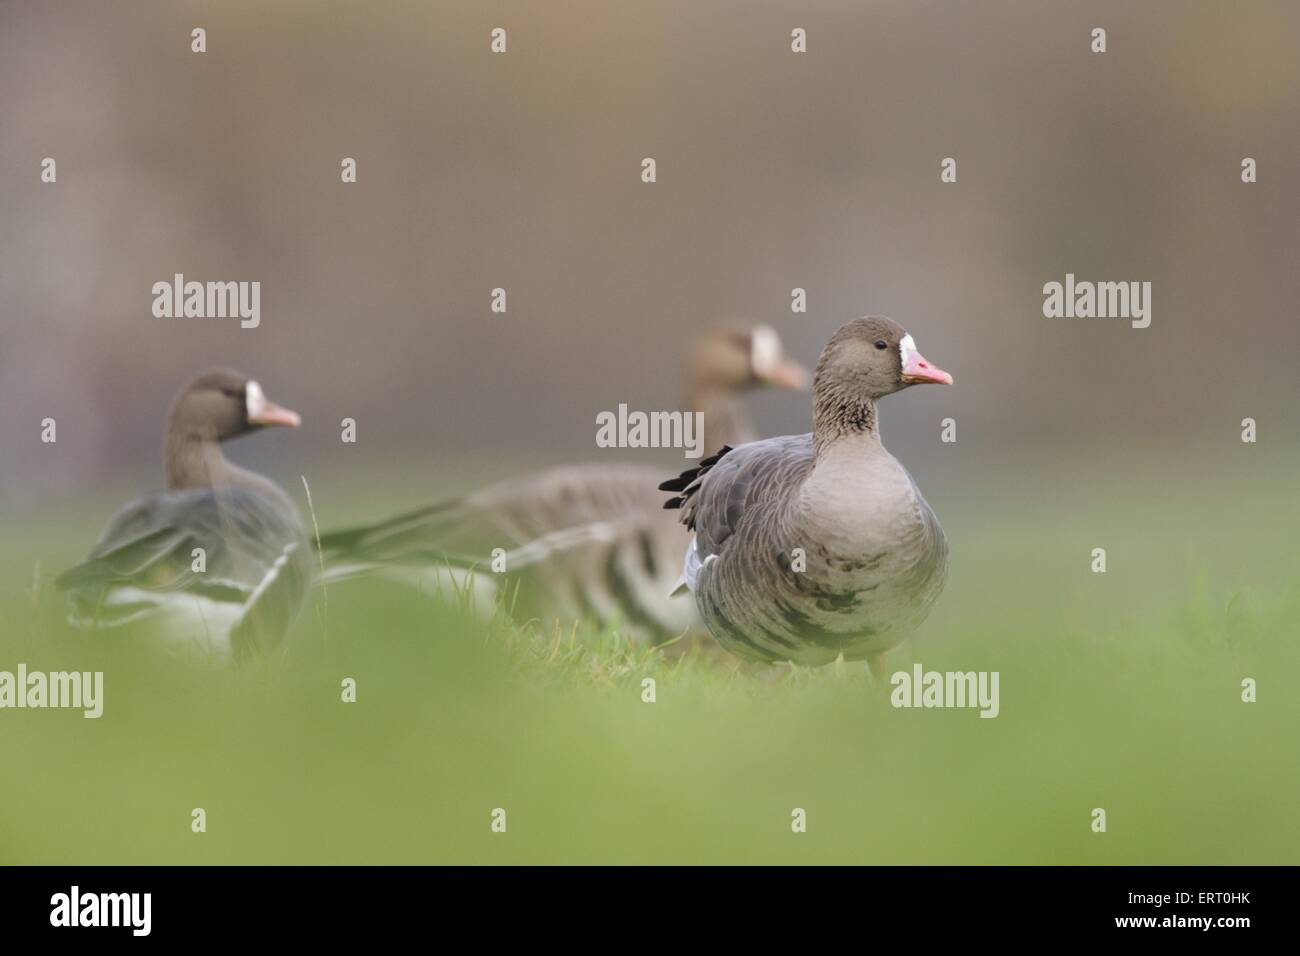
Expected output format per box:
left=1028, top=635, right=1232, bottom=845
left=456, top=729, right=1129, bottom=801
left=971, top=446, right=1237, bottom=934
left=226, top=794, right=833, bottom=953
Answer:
left=0, top=866, right=1279, bottom=941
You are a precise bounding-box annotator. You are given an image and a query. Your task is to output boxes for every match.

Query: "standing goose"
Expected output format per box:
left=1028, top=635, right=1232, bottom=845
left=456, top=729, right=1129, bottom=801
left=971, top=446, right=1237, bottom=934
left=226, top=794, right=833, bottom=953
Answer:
left=315, top=324, right=807, bottom=640
left=660, top=317, right=952, bottom=671
left=55, top=369, right=311, bottom=659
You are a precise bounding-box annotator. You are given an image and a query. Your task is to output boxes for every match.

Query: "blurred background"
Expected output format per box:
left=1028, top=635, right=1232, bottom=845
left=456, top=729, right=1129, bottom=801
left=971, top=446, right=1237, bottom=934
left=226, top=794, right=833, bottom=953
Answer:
left=2, top=0, right=1297, bottom=519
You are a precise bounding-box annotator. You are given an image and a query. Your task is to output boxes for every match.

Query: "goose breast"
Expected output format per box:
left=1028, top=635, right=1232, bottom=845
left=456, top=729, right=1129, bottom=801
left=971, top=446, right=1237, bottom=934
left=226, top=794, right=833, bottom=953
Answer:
left=676, top=436, right=947, bottom=664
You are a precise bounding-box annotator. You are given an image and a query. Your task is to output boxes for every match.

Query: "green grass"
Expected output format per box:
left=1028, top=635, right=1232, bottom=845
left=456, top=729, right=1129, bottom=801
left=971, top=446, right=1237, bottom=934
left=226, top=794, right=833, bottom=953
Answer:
left=1, top=456, right=1297, bottom=865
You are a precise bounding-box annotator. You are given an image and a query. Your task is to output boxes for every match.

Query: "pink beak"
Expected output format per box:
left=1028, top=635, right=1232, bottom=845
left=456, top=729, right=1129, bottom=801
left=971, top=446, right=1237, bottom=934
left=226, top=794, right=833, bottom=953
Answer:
left=761, top=359, right=810, bottom=390
left=249, top=400, right=302, bottom=428
left=901, top=350, right=953, bottom=385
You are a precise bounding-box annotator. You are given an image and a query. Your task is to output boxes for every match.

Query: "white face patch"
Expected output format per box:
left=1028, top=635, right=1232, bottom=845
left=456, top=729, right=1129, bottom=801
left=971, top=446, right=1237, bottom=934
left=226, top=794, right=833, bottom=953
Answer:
left=898, top=334, right=917, bottom=369
left=750, top=325, right=782, bottom=377
left=245, top=380, right=266, bottom=419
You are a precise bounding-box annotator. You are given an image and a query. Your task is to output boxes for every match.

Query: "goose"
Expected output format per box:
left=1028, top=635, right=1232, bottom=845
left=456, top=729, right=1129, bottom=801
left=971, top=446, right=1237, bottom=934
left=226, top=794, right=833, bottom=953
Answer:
left=660, top=317, right=952, bottom=672
left=55, top=369, right=311, bottom=659
left=315, top=324, right=807, bottom=640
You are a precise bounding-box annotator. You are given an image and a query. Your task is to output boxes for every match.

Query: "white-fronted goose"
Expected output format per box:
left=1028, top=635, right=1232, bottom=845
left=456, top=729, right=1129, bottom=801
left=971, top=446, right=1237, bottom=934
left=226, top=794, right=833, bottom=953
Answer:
left=55, top=369, right=311, bottom=658
left=660, top=317, right=952, bottom=671
left=685, top=322, right=807, bottom=454
left=316, top=324, right=807, bottom=639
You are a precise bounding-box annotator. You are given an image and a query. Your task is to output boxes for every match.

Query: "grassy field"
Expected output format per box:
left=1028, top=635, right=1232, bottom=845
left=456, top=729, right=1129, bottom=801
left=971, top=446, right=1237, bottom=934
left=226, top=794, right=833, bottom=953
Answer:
left=1, top=450, right=1296, bottom=865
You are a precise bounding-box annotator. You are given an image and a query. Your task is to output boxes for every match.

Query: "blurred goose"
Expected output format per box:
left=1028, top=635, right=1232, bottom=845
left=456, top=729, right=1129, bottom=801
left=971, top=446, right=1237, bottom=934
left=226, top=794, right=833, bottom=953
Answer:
left=316, top=324, right=807, bottom=639
left=660, top=317, right=952, bottom=672
left=55, top=369, right=311, bottom=659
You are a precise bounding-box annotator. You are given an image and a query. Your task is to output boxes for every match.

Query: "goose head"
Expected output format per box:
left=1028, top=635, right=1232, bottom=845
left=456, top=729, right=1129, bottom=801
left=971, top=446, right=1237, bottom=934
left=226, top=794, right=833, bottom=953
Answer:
left=167, top=368, right=301, bottom=444
left=687, top=323, right=809, bottom=394
left=814, top=316, right=952, bottom=402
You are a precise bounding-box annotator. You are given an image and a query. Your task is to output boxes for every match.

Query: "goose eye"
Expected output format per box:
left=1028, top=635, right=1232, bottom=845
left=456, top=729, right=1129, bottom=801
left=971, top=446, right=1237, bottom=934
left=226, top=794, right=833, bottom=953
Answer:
left=874, top=340, right=888, bottom=350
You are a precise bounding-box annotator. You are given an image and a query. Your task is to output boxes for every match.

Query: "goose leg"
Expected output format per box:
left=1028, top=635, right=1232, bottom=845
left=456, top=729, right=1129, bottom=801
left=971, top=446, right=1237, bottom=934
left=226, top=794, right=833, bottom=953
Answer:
left=868, top=651, right=890, bottom=681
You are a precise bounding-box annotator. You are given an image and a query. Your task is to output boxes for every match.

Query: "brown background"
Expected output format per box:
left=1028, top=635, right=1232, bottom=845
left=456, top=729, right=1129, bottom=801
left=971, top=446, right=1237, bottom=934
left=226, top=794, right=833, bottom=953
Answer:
left=2, top=0, right=1297, bottom=516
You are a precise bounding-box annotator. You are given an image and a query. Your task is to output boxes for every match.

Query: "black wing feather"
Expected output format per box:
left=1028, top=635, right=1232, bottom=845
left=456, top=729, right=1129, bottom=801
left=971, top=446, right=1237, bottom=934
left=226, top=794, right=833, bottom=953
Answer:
left=659, top=445, right=735, bottom=523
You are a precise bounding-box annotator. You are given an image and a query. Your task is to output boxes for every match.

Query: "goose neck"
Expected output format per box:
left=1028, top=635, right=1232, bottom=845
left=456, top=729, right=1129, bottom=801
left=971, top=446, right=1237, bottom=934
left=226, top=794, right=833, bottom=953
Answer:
left=813, top=390, right=879, bottom=457
left=165, top=431, right=229, bottom=490
left=685, top=383, right=753, bottom=453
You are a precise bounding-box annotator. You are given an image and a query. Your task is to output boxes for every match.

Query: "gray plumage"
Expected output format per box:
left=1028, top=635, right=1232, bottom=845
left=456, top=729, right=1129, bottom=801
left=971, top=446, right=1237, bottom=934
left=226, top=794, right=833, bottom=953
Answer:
left=318, top=463, right=695, bottom=638
left=316, top=323, right=808, bottom=640
left=662, top=317, right=953, bottom=665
